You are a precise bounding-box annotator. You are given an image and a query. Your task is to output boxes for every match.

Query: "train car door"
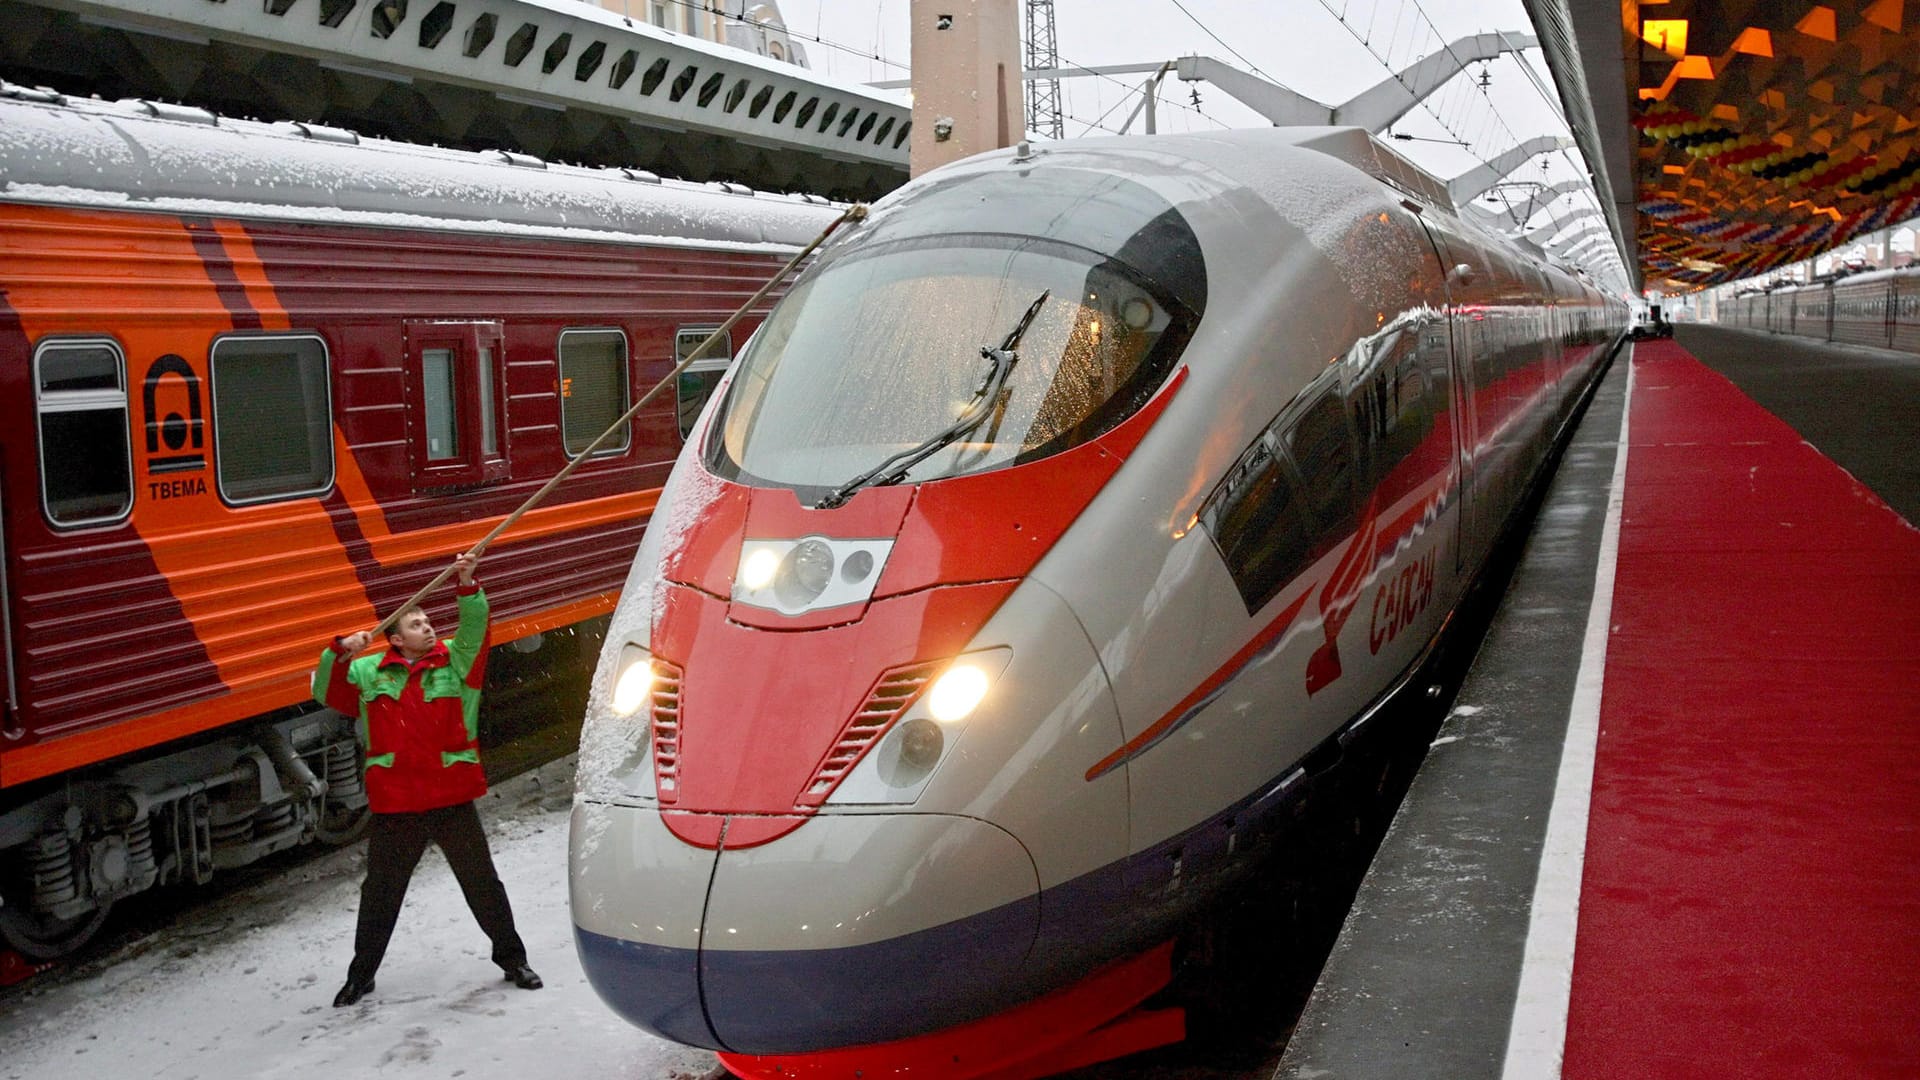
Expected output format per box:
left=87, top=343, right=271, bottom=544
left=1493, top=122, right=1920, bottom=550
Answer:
left=1416, top=219, right=1482, bottom=573
left=403, top=321, right=509, bottom=489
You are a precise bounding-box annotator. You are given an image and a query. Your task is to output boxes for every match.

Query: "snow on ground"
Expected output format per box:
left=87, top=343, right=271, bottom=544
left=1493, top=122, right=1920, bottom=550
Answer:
left=0, top=756, right=717, bottom=1080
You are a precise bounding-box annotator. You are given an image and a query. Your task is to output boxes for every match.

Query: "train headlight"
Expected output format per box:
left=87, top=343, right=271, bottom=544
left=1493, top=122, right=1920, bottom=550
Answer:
left=774, top=538, right=835, bottom=608
left=611, top=645, right=655, bottom=717
left=928, top=662, right=992, bottom=722
left=739, top=548, right=780, bottom=590
left=896, top=718, right=944, bottom=768
left=825, top=648, right=1013, bottom=806
left=734, top=537, right=894, bottom=616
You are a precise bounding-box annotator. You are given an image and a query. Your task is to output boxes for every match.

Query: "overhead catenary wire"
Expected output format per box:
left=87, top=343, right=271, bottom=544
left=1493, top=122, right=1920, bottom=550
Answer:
left=1317, top=0, right=1573, bottom=176
left=1318, top=0, right=1614, bottom=271
left=1315, top=0, right=1498, bottom=171
left=1161, top=0, right=1283, bottom=86
left=1070, top=91, right=1143, bottom=138
left=362, top=202, right=870, bottom=642
left=1398, top=0, right=1594, bottom=220
left=1320, top=0, right=1620, bottom=282
left=711, top=1, right=1227, bottom=135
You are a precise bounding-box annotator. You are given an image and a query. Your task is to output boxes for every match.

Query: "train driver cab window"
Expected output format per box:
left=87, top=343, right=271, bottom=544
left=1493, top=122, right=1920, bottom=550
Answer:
left=675, top=327, right=731, bottom=441
left=407, top=321, right=507, bottom=486
left=210, top=335, right=334, bottom=504
left=709, top=237, right=1196, bottom=495
left=34, top=339, right=134, bottom=527
left=558, top=328, right=630, bottom=457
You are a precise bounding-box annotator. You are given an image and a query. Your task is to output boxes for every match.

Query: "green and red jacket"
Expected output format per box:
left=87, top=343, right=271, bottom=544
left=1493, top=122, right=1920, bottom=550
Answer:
left=313, top=584, right=491, bottom=813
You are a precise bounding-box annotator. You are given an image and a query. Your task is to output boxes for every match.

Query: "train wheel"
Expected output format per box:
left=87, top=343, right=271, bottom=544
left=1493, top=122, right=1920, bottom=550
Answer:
left=0, top=900, right=111, bottom=961
left=313, top=803, right=371, bottom=846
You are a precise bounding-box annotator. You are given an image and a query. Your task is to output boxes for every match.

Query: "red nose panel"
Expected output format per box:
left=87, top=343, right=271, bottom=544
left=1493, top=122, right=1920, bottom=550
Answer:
left=652, top=578, right=1017, bottom=848
left=645, top=370, right=1188, bottom=848
left=658, top=479, right=751, bottom=598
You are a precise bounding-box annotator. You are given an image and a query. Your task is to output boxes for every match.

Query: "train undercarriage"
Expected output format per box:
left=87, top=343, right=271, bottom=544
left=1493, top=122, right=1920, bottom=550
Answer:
left=0, top=710, right=369, bottom=960
left=0, top=621, right=599, bottom=962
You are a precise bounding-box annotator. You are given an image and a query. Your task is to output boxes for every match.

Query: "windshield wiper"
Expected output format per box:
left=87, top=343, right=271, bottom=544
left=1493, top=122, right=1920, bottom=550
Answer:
left=815, top=290, right=1050, bottom=510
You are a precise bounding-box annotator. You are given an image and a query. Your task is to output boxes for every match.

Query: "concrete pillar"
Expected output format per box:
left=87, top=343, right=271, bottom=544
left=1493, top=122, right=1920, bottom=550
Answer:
left=910, top=0, right=1025, bottom=177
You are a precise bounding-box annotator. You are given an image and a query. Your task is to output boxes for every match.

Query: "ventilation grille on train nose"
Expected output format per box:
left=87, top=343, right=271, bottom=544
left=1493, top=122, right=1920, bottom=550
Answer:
left=650, top=660, right=686, bottom=805
left=796, top=660, right=942, bottom=808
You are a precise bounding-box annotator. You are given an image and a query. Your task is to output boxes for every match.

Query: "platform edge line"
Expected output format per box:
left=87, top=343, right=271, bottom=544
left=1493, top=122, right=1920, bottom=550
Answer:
left=1498, top=346, right=1634, bottom=1080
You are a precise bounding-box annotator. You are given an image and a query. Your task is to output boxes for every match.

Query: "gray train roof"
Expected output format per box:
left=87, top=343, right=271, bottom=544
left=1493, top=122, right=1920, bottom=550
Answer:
left=893, top=127, right=1579, bottom=270
left=900, top=127, right=1467, bottom=236
left=818, top=126, right=1622, bottom=317
left=0, top=84, right=838, bottom=251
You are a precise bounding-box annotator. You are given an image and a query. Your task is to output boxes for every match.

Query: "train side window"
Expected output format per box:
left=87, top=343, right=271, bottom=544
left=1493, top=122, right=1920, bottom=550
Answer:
left=1350, top=327, right=1434, bottom=501
left=1287, top=384, right=1358, bottom=544
left=209, top=334, right=334, bottom=504
left=1200, top=431, right=1313, bottom=615
left=674, top=326, right=731, bottom=441
left=1201, top=378, right=1361, bottom=616
left=34, top=339, right=134, bottom=527
left=407, top=321, right=507, bottom=486
left=423, top=348, right=461, bottom=460
left=558, top=328, right=631, bottom=457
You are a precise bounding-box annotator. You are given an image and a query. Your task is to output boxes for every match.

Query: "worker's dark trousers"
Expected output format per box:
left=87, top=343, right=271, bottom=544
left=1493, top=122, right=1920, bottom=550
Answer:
left=346, top=801, right=527, bottom=984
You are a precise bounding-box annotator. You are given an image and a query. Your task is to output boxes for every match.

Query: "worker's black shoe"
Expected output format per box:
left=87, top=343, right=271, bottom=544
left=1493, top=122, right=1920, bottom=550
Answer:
left=332, top=976, right=375, bottom=1007
left=504, top=964, right=543, bottom=990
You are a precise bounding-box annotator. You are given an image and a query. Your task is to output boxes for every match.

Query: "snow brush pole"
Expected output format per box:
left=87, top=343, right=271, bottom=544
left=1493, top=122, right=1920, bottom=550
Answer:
left=366, top=201, right=870, bottom=642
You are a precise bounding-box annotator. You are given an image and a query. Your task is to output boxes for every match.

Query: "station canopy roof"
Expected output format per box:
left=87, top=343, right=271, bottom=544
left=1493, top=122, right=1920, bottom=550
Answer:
left=1527, top=0, right=1920, bottom=292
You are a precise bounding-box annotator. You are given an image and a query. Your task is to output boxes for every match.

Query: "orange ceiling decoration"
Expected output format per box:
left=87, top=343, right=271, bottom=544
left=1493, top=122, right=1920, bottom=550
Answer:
left=1628, top=0, right=1920, bottom=288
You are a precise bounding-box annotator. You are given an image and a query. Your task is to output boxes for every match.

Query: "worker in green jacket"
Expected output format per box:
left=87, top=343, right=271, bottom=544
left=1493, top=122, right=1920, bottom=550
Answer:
left=315, top=551, right=541, bottom=1007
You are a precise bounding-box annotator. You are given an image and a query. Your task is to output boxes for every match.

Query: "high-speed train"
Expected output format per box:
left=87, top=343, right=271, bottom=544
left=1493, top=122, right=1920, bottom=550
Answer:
left=570, top=127, right=1626, bottom=1073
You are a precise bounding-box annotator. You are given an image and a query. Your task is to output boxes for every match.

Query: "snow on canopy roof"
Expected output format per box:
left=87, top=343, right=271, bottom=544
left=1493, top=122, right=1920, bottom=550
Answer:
left=0, top=87, right=841, bottom=252
left=512, top=0, right=904, bottom=105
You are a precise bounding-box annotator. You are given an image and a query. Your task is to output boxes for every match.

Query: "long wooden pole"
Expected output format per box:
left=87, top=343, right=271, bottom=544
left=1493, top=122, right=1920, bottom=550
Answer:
left=365, top=202, right=869, bottom=641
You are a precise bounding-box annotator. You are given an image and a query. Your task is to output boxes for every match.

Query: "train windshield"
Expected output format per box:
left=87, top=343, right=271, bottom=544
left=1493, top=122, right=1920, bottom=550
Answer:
left=709, top=235, right=1194, bottom=493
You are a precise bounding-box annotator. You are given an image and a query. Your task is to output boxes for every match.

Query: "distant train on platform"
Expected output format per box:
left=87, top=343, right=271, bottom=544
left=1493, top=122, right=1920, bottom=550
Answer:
left=0, top=85, right=837, bottom=959
left=568, top=126, right=1628, bottom=1075
left=1719, top=265, right=1920, bottom=353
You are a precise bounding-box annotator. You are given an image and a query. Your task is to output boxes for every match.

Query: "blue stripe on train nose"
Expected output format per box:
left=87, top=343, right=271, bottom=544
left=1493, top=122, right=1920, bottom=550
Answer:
left=696, top=811, right=1044, bottom=1053
left=575, top=928, right=721, bottom=1048
left=697, top=891, right=1043, bottom=1053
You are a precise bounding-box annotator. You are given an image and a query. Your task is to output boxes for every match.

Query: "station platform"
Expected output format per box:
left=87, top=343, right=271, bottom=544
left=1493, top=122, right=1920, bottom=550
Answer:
left=1276, top=326, right=1920, bottom=1078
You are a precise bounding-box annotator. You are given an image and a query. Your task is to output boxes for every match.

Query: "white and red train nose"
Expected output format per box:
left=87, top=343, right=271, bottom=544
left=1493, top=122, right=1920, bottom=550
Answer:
left=569, top=377, right=1180, bottom=1050
left=572, top=804, right=1045, bottom=1050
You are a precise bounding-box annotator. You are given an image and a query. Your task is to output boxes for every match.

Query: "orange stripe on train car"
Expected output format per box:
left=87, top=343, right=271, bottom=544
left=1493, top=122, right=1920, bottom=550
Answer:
left=127, top=489, right=657, bottom=700
left=209, top=218, right=293, bottom=332
left=0, top=589, right=622, bottom=788
left=0, top=203, right=383, bottom=701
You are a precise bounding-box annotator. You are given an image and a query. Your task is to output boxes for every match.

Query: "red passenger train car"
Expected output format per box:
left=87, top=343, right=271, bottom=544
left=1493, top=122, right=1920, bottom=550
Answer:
left=0, top=86, right=837, bottom=958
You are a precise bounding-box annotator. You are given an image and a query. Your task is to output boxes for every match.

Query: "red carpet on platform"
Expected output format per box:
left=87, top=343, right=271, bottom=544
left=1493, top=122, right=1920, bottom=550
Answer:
left=1563, top=341, right=1920, bottom=1076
